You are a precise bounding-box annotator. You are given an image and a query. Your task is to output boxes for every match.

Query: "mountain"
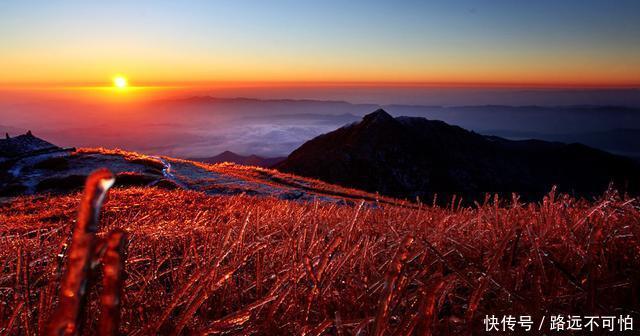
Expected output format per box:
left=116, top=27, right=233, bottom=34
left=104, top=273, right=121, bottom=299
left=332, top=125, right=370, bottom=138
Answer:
left=483, top=128, right=640, bottom=159
left=189, top=150, right=285, bottom=167
left=0, top=131, right=63, bottom=159
left=277, top=109, right=640, bottom=200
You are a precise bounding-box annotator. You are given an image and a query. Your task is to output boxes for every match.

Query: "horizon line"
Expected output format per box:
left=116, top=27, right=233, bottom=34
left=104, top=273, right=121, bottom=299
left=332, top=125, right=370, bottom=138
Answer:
left=1, top=80, right=639, bottom=90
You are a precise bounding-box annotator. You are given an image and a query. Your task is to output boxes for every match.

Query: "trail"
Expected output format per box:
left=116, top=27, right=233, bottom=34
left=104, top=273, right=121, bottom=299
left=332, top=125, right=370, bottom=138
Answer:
left=150, top=156, right=189, bottom=189
left=2, top=150, right=380, bottom=205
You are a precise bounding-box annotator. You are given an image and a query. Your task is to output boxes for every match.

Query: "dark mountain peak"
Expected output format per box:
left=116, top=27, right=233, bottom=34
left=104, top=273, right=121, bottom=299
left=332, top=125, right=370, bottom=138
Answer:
left=361, top=109, right=394, bottom=125
left=278, top=113, right=640, bottom=201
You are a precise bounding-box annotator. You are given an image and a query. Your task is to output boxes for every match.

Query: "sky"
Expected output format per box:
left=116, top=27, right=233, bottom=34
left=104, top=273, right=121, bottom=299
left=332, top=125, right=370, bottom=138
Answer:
left=1, top=0, right=640, bottom=88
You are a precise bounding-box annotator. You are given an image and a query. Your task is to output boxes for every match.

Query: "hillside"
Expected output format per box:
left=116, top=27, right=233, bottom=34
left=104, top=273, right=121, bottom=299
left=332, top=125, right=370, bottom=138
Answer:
left=2, top=185, right=639, bottom=334
left=0, top=135, right=399, bottom=206
left=277, top=109, right=640, bottom=201
left=1, top=133, right=639, bottom=335
left=0, top=131, right=62, bottom=158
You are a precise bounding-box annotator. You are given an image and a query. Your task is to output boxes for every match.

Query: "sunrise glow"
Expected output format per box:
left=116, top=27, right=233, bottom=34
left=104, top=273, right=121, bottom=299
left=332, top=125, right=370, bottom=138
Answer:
left=113, top=76, right=128, bottom=89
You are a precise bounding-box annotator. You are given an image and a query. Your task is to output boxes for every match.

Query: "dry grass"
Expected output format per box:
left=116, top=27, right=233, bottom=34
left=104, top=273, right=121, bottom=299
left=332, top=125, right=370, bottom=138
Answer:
left=197, top=161, right=398, bottom=204
left=74, top=148, right=164, bottom=169
left=1, top=187, right=639, bottom=334
left=73, top=147, right=405, bottom=206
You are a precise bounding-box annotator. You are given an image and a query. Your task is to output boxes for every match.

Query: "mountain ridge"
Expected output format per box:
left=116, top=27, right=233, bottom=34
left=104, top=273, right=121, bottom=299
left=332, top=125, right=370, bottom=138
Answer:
left=277, top=109, right=640, bottom=200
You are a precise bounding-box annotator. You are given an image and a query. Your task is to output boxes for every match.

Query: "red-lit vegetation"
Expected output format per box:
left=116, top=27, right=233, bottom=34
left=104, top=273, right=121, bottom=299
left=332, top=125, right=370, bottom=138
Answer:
left=1, top=185, right=639, bottom=334
left=73, top=147, right=402, bottom=205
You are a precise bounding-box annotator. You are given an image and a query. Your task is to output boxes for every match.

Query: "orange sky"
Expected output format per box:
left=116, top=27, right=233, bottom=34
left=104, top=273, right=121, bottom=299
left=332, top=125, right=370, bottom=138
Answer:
left=2, top=50, right=639, bottom=89
left=1, top=1, right=639, bottom=89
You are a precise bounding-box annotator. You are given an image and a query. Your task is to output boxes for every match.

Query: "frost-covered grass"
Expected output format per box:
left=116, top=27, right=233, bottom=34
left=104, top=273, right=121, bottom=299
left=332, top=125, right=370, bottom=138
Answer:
left=1, top=187, right=639, bottom=334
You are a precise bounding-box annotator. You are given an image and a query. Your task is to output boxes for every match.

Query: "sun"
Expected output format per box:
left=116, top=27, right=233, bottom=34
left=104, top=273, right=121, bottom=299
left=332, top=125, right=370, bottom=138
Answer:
left=113, top=75, right=128, bottom=89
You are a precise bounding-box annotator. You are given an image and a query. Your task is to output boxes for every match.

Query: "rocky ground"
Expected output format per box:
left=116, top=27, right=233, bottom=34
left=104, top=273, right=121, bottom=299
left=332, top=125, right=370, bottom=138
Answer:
left=0, top=147, right=394, bottom=206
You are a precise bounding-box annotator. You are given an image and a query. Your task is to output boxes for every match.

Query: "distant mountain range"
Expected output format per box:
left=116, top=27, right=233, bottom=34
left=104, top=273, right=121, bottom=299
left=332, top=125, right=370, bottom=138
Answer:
left=189, top=151, right=285, bottom=168
left=483, top=128, right=640, bottom=159
left=159, top=97, right=640, bottom=136
left=161, top=97, right=640, bottom=157
left=277, top=109, right=640, bottom=201
left=4, top=96, right=640, bottom=158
